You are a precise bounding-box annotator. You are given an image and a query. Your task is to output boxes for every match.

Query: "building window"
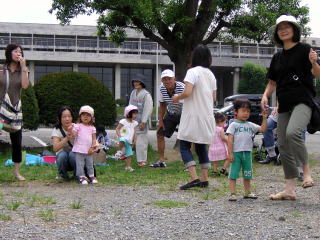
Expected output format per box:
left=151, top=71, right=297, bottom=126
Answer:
left=78, top=66, right=114, bottom=95
left=34, top=65, right=72, bottom=81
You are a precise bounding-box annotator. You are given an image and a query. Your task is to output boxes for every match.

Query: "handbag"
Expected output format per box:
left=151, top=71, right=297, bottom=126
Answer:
left=0, top=69, right=23, bottom=133
left=296, top=74, right=320, bottom=134
left=307, top=97, right=320, bottom=134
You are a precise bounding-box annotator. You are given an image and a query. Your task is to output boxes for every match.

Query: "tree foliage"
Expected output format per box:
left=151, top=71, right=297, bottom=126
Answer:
left=34, top=72, right=116, bottom=126
left=21, top=85, right=39, bottom=130
left=238, top=62, right=267, bottom=94
left=50, top=0, right=309, bottom=81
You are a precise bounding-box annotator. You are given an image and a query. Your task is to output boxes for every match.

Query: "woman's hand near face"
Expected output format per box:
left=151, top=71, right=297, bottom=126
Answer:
left=18, top=55, right=26, bottom=69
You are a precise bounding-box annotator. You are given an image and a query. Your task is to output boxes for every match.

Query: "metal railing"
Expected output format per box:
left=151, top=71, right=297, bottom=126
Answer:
left=0, top=35, right=319, bottom=59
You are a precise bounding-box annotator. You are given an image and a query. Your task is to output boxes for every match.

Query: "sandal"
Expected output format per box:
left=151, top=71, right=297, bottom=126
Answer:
left=15, top=175, right=26, bottom=182
left=138, top=162, right=146, bottom=167
left=243, top=193, right=258, bottom=199
left=220, top=168, right=229, bottom=176
left=302, top=178, right=314, bottom=188
left=211, top=171, right=220, bottom=177
left=269, top=191, right=296, bottom=201
left=228, top=193, right=237, bottom=201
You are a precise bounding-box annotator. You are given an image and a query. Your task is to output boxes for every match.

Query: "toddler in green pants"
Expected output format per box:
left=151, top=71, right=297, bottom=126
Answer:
left=226, top=99, right=268, bottom=201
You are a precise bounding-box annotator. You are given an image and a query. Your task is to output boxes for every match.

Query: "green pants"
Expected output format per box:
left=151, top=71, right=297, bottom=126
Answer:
left=277, top=103, right=311, bottom=179
left=229, top=151, right=253, bottom=179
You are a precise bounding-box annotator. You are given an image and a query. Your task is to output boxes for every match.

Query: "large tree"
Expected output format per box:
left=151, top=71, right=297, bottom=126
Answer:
left=50, top=0, right=309, bottom=81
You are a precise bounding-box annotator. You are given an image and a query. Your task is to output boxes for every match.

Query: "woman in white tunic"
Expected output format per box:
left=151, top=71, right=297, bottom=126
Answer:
left=172, top=44, right=217, bottom=190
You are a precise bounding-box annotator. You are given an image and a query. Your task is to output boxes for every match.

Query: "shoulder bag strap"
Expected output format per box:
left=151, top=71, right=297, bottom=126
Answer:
left=59, top=126, right=73, bottom=148
left=5, top=69, right=9, bottom=93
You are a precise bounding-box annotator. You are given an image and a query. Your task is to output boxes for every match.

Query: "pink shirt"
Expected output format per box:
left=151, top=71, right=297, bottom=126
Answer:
left=72, top=123, right=96, bottom=154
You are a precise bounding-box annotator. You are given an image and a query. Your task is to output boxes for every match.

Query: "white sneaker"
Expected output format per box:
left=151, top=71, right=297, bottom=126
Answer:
left=125, top=167, right=135, bottom=172
left=81, top=180, right=88, bottom=185
left=114, top=150, right=123, bottom=160
left=89, top=177, right=98, bottom=184
left=79, top=177, right=88, bottom=185
left=92, top=179, right=98, bottom=184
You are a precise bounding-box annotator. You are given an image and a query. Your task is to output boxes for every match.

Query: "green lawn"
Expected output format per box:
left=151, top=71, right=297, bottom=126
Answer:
left=0, top=146, right=192, bottom=189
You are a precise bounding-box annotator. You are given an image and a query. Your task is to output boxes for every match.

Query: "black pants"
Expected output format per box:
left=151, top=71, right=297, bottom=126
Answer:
left=10, top=130, right=22, bottom=163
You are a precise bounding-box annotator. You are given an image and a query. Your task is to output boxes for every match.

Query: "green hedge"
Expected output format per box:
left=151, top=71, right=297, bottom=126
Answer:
left=34, top=72, right=116, bottom=126
left=21, top=85, right=39, bottom=130
left=115, top=98, right=126, bottom=107
left=238, top=62, right=267, bottom=94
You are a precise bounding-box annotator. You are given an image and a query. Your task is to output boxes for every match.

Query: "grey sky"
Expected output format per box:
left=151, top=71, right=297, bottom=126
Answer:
left=0, top=0, right=319, bottom=37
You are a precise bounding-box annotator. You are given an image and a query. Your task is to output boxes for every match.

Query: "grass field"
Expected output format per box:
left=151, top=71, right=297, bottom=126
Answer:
left=0, top=146, right=192, bottom=188
left=1, top=144, right=318, bottom=195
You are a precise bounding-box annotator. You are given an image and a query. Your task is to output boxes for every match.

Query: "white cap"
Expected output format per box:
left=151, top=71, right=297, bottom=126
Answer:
left=79, top=105, right=94, bottom=117
left=161, top=69, right=175, bottom=79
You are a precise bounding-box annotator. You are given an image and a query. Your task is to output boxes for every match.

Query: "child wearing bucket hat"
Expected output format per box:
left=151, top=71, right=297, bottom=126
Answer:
left=70, top=105, right=99, bottom=184
left=261, top=15, right=320, bottom=200
left=115, top=105, right=139, bottom=171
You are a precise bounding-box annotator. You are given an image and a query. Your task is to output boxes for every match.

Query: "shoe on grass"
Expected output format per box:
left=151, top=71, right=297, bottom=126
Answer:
left=125, top=167, right=135, bottom=172
left=199, top=181, right=209, bottom=188
left=89, top=177, right=98, bottom=184
left=138, top=162, right=147, bottom=167
left=243, top=192, right=258, bottom=199
left=180, top=179, right=201, bottom=190
left=114, top=150, right=123, bottom=160
left=211, top=171, right=220, bottom=177
left=219, top=168, right=229, bottom=176
left=150, top=161, right=166, bottom=168
left=79, top=177, right=88, bottom=185
left=228, top=193, right=237, bottom=201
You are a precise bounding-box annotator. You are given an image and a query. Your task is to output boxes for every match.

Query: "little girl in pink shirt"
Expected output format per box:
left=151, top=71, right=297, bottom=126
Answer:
left=208, top=112, right=229, bottom=176
left=71, top=105, right=99, bottom=185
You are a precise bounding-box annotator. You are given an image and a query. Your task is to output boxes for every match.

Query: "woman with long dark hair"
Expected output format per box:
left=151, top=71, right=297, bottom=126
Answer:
left=0, top=44, right=29, bottom=181
left=173, top=44, right=217, bottom=190
left=261, top=15, right=320, bottom=200
left=51, top=106, right=77, bottom=179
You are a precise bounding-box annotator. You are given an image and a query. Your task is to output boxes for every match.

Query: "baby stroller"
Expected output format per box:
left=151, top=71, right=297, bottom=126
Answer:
left=253, top=133, right=281, bottom=165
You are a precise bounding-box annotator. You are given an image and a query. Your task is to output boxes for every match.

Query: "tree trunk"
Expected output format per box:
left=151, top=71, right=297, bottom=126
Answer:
left=169, top=51, right=191, bottom=82
left=174, top=60, right=189, bottom=82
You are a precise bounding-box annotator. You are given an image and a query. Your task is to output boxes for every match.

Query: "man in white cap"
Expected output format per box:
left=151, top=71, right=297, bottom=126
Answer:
left=150, top=69, right=185, bottom=168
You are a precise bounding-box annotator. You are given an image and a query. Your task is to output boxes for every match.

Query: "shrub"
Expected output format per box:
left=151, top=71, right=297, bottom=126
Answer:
left=34, top=72, right=116, bottom=126
left=115, top=98, right=126, bottom=107
left=21, top=85, right=39, bottom=130
left=238, top=62, right=267, bottom=94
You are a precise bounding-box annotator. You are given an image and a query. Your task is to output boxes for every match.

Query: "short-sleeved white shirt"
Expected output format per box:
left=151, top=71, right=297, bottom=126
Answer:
left=226, top=121, right=260, bottom=152
left=177, top=66, right=217, bottom=144
left=119, top=119, right=139, bottom=144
